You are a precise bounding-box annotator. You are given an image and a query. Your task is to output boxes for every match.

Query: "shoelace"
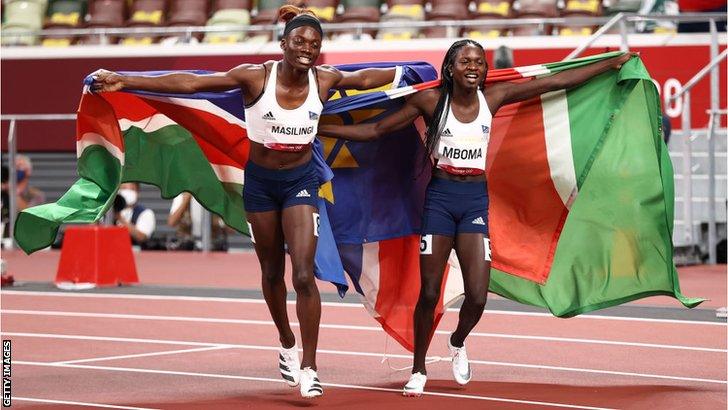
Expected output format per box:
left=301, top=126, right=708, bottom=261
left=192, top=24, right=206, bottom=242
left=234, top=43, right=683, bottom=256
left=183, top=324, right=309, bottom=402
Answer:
left=381, top=334, right=444, bottom=372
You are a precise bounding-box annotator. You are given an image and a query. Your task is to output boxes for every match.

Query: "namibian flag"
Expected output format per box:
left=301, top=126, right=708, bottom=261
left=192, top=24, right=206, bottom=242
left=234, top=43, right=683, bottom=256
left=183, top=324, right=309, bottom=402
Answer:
left=15, top=54, right=702, bottom=352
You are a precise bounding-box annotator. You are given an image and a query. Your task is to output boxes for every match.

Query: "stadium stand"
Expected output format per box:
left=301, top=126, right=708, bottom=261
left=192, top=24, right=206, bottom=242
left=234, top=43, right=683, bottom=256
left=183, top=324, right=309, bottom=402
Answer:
left=332, top=0, right=380, bottom=40
left=512, top=0, right=558, bottom=35
left=424, top=0, right=469, bottom=38
left=463, top=0, right=513, bottom=38
left=201, top=0, right=251, bottom=44
left=42, top=0, right=86, bottom=46
left=1, top=0, right=47, bottom=46
left=249, top=0, right=284, bottom=42
left=307, top=0, right=337, bottom=24
left=557, top=0, right=602, bottom=36
left=120, top=0, right=168, bottom=46
left=377, top=0, right=424, bottom=40
left=79, top=0, right=126, bottom=44
left=162, top=0, right=209, bottom=43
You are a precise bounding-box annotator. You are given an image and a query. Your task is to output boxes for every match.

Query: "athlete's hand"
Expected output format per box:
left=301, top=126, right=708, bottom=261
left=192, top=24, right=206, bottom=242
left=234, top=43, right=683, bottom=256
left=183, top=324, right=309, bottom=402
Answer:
left=613, top=52, right=639, bottom=69
left=91, top=69, right=125, bottom=93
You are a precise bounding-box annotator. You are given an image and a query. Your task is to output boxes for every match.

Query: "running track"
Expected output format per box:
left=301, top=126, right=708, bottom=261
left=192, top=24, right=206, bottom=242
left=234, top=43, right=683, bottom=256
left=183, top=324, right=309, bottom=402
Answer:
left=1, top=250, right=726, bottom=409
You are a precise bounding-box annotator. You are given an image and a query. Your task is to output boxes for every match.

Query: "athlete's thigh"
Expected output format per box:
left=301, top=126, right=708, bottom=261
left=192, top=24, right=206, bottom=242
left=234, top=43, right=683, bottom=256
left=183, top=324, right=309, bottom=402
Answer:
left=281, top=204, right=318, bottom=269
left=247, top=210, right=285, bottom=264
left=419, top=234, right=455, bottom=291
left=453, top=232, right=491, bottom=295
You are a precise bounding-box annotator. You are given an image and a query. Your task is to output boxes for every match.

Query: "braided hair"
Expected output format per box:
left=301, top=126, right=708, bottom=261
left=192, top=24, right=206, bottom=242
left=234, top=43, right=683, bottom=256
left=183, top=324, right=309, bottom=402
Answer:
left=423, top=40, right=486, bottom=160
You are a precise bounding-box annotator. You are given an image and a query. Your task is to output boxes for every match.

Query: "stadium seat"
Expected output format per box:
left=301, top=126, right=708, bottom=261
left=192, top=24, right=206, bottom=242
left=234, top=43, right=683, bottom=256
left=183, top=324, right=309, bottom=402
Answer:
left=464, top=0, right=512, bottom=38
left=212, top=0, right=251, bottom=12
left=121, top=0, right=168, bottom=45
left=423, top=1, right=468, bottom=38
left=251, top=0, right=284, bottom=25
left=162, top=0, right=208, bottom=43
left=556, top=0, right=601, bottom=36
left=377, top=0, right=422, bottom=40
left=307, top=0, right=337, bottom=23
left=203, top=8, right=250, bottom=44
left=78, top=0, right=126, bottom=44
left=1, top=0, right=45, bottom=45
left=167, top=0, right=208, bottom=25
left=42, top=0, right=86, bottom=46
left=512, top=0, right=557, bottom=35
left=332, top=0, right=380, bottom=40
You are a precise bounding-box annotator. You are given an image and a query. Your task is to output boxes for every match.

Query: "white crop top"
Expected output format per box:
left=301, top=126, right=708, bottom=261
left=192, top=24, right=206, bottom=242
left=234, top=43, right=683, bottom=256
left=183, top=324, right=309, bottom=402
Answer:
left=244, top=61, right=324, bottom=152
left=434, top=92, right=492, bottom=175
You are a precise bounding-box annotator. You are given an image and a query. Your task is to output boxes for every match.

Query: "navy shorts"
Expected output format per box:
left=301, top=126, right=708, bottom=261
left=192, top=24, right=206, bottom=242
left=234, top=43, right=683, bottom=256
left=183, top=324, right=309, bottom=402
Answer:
left=243, top=159, right=319, bottom=213
left=421, top=177, right=489, bottom=237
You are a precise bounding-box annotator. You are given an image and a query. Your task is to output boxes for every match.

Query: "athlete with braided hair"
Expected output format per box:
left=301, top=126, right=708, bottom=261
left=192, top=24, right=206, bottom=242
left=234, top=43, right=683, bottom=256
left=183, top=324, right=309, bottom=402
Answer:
left=93, top=5, right=396, bottom=398
left=319, top=40, right=634, bottom=396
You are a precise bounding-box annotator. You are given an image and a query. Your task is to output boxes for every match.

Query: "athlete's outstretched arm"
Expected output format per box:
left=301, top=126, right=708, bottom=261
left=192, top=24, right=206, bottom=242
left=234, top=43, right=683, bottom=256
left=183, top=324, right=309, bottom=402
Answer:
left=91, top=64, right=263, bottom=94
left=318, top=65, right=397, bottom=91
left=318, top=96, right=424, bottom=142
left=486, top=52, right=635, bottom=113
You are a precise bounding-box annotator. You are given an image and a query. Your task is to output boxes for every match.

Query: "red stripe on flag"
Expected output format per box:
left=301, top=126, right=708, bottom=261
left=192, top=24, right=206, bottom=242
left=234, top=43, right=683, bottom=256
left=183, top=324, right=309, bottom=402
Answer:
left=138, top=98, right=249, bottom=168
left=76, top=93, right=125, bottom=153
left=487, top=99, right=569, bottom=284
left=374, top=235, right=451, bottom=352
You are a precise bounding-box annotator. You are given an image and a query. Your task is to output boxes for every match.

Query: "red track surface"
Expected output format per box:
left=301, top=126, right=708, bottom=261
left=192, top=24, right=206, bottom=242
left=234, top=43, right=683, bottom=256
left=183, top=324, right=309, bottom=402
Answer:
left=1, top=250, right=726, bottom=409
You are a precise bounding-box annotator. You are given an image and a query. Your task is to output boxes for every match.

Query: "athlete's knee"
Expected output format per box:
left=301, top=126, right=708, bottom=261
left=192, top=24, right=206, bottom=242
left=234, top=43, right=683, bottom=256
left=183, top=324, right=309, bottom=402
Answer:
left=291, top=269, right=316, bottom=295
left=418, top=283, right=441, bottom=310
left=260, top=262, right=285, bottom=284
left=465, top=292, right=487, bottom=312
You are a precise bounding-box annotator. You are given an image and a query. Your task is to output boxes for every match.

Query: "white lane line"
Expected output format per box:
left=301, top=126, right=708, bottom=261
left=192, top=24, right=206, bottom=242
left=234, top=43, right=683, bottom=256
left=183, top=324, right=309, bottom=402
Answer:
left=3, top=290, right=724, bottom=326
left=3, top=309, right=724, bottom=353
left=13, top=397, right=159, bottom=410
left=13, top=361, right=615, bottom=410
left=4, top=332, right=726, bottom=385
left=53, top=346, right=230, bottom=365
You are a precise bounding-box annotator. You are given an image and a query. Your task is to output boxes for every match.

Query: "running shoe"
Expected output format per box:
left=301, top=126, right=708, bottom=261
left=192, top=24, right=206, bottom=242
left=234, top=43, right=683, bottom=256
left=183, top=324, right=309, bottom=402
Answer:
left=278, top=343, right=300, bottom=387
left=299, top=367, right=323, bottom=398
left=402, top=372, right=427, bottom=397
left=448, top=334, right=472, bottom=385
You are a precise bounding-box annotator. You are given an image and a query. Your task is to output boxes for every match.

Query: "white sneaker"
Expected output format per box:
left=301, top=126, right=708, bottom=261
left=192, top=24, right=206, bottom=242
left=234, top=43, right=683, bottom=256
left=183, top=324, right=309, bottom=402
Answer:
left=402, top=372, right=427, bottom=397
left=278, top=343, right=300, bottom=387
left=448, top=335, right=472, bottom=385
left=299, top=367, right=323, bottom=398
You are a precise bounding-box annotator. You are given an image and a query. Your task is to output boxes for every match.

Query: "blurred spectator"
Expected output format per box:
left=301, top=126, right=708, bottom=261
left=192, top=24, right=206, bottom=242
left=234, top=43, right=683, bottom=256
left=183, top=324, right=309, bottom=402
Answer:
left=114, top=182, right=156, bottom=246
left=677, top=0, right=727, bottom=32
left=632, top=0, right=679, bottom=33
left=167, top=192, right=228, bottom=251
left=15, top=155, right=46, bottom=211
left=493, top=45, right=514, bottom=69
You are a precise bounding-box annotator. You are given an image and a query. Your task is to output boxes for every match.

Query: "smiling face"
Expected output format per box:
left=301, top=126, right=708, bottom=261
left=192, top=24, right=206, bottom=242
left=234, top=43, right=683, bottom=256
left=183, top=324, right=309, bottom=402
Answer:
left=280, top=26, right=322, bottom=70
left=450, top=44, right=487, bottom=91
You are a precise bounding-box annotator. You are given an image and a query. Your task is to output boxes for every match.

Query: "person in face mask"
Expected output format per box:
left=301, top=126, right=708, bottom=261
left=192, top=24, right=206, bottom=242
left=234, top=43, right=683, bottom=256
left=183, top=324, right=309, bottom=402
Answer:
left=14, top=155, right=46, bottom=211
left=114, top=182, right=156, bottom=246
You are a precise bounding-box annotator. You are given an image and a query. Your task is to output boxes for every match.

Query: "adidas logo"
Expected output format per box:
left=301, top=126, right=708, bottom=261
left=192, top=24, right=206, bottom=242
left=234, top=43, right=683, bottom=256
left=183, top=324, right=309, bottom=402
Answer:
left=309, top=111, right=319, bottom=120
left=295, top=189, right=311, bottom=198
left=482, top=125, right=490, bottom=134
left=471, top=217, right=486, bottom=226
left=441, top=128, right=453, bottom=137
left=262, top=111, right=276, bottom=120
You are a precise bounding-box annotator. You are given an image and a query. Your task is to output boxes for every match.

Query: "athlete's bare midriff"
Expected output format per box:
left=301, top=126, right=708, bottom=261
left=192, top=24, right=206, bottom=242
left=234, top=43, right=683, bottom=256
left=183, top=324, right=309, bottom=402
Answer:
left=249, top=141, right=313, bottom=169
left=432, top=167, right=486, bottom=182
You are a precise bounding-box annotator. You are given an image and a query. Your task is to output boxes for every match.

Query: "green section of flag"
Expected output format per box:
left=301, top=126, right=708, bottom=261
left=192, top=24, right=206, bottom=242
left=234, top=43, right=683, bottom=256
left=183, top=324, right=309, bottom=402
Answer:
left=14, top=145, right=121, bottom=253
left=121, top=125, right=247, bottom=234
left=488, top=57, right=704, bottom=315
left=15, top=123, right=247, bottom=254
